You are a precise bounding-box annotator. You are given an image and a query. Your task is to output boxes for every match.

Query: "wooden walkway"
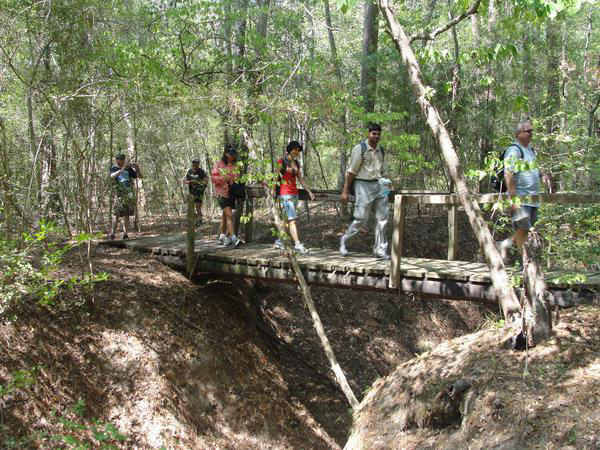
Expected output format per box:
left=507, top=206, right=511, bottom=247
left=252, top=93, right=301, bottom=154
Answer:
left=108, top=233, right=600, bottom=308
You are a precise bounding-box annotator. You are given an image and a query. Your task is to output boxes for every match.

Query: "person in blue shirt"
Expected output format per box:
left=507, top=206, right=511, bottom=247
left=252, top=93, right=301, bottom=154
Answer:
left=109, top=154, right=142, bottom=240
left=498, top=119, right=551, bottom=258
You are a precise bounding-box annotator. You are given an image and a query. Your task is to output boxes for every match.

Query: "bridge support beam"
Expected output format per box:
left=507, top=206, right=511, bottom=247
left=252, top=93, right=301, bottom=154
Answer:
left=154, top=254, right=599, bottom=309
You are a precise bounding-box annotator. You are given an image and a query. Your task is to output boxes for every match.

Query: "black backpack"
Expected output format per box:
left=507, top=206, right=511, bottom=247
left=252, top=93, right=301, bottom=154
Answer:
left=274, top=157, right=301, bottom=197
left=229, top=182, right=246, bottom=198
left=490, top=144, right=525, bottom=192
left=349, top=141, right=385, bottom=196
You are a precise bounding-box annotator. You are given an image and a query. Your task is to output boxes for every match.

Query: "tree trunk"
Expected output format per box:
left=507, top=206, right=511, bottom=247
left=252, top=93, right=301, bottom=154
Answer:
left=379, top=0, right=522, bottom=321
left=361, top=0, right=379, bottom=115
left=522, top=231, right=553, bottom=345
left=242, top=130, right=358, bottom=409
left=544, top=21, right=561, bottom=134
left=323, top=0, right=349, bottom=191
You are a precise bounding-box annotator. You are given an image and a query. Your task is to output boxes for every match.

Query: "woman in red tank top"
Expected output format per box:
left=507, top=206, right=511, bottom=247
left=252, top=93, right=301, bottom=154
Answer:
left=274, top=141, right=315, bottom=254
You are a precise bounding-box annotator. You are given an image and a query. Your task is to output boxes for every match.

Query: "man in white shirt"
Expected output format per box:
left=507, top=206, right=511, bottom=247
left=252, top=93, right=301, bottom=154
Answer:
left=340, top=123, right=390, bottom=260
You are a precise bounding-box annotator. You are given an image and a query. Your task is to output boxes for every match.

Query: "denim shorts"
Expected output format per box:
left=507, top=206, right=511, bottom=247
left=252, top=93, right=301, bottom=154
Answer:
left=279, top=194, right=298, bottom=220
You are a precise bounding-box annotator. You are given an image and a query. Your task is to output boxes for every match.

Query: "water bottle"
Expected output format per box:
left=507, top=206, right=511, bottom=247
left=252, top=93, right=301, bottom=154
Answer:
left=379, top=178, right=392, bottom=198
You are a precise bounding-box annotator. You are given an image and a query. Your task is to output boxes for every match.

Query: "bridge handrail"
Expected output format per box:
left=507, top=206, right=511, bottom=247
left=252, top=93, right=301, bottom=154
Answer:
left=389, top=191, right=600, bottom=289
left=245, top=186, right=600, bottom=205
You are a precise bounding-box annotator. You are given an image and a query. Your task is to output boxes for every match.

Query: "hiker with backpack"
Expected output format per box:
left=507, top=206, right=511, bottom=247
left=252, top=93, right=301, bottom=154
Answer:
left=211, top=144, right=242, bottom=247
left=340, top=123, right=391, bottom=260
left=184, top=158, right=208, bottom=225
left=496, top=118, right=551, bottom=260
left=273, top=141, right=315, bottom=254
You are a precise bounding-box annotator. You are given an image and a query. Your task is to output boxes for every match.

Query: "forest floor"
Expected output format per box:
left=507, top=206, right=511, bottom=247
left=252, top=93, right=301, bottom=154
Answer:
left=1, top=203, right=597, bottom=448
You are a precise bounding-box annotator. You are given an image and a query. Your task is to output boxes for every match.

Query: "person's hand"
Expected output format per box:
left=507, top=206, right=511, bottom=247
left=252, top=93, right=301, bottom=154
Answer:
left=341, top=189, right=348, bottom=203
left=309, top=191, right=315, bottom=201
left=542, top=174, right=552, bottom=193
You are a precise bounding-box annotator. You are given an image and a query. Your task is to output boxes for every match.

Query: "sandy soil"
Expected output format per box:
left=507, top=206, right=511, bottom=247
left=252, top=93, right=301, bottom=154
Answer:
left=2, top=205, right=572, bottom=449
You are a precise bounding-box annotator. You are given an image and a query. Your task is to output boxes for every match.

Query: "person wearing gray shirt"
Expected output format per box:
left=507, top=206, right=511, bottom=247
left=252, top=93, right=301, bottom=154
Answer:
left=497, top=118, right=551, bottom=258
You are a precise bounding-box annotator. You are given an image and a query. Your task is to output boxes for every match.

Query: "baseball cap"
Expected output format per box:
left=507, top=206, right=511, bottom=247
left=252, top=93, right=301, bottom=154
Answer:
left=191, top=157, right=200, bottom=163
left=224, top=144, right=238, bottom=155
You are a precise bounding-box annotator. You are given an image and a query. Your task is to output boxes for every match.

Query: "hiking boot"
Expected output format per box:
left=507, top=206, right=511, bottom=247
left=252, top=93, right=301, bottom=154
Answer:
left=274, top=239, right=285, bottom=250
left=109, top=234, right=115, bottom=240
left=122, top=233, right=129, bottom=240
left=339, top=236, right=349, bottom=256
left=294, top=242, right=309, bottom=254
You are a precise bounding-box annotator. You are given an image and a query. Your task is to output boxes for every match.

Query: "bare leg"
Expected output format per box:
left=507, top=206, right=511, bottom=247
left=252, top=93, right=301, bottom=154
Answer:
left=224, top=207, right=235, bottom=236
left=288, top=220, right=300, bottom=243
left=112, top=216, right=120, bottom=235
left=195, top=203, right=202, bottom=220
left=220, top=213, right=227, bottom=235
left=123, top=215, right=131, bottom=235
left=512, top=228, right=529, bottom=252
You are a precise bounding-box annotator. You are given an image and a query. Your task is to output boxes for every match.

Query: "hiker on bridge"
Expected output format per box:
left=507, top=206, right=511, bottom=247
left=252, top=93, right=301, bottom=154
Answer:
left=273, top=141, right=315, bottom=254
left=109, top=154, right=142, bottom=240
left=184, top=158, right=208, bottom=224
left=340, top=123, right=391, bottom=260
left=497, top=118, right=551, bottom=259
left=211, top=144, right=242, bottom=247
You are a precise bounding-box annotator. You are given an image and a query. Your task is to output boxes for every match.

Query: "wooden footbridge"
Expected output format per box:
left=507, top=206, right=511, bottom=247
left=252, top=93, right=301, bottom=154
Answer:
left=108, top=191, right=600, bottom=308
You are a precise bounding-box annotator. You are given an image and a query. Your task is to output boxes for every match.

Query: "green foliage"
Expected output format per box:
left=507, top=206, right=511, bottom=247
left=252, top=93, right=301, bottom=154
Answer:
left=0, top=378, right=127, bottom=449
left=50, top=404, right=128, bottom=449
left=539, top=205, right=600, bottom=271
left=0, top=367, right=39, bottom=398
left=0, top=221, right=109, bottom=317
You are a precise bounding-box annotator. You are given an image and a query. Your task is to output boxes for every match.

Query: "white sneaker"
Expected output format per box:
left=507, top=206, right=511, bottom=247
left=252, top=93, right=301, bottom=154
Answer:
left=274, top=239, right=285, bottom=250
left=218, top=234, right=227, bottom=245
left=230, top=235, right=242, bottom=248
left=340, top=236, right=349, bottom=256
left=221, top=236, right=231, bottom=246
left=374, top=251, right=390, bottom=261
left=294, top=242, right=309, bottom=254
left=496, top=239, right=512, bottom=263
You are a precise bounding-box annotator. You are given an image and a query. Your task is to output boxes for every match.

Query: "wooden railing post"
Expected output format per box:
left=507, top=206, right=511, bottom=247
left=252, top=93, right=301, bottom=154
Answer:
left=447, top=205, right=457, bottom=260
left=389, top=195, right=406, bottom=289
left=186, top=193, right=195, bottom=277
left=245, top=197, right=254, bottom=243
left=234, top=198, right=243, bottom=236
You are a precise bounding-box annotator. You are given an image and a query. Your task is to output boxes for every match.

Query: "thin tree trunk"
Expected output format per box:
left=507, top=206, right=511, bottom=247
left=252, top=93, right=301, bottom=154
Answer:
left=379, top=0, right=522, bottom=321
left=243, top=130, right=358, bottom=409
left=522, top=231, right=553, bottom=345
left=323, top=0, right=349, bottom=191
left=361, top=0, right=379, bottom=115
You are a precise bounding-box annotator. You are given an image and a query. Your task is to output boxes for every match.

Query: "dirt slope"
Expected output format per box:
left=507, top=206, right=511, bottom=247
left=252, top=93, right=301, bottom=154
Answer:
left=0, top=233, right=492, bottom=448
left=345, top=307, right=600, bottom=449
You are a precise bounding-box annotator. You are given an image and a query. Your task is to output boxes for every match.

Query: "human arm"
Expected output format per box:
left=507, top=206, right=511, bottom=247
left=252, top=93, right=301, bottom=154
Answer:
left=211, top=162, right=225, bottom=186
left=540, top=169, right=552, bottom=192
left=341, top=172, right=355, bottom=203
left=341, top=145, right=362, bottom=202
left=110, top=165, right=125, bottom=180
left=131, top=163, right=142, bottom=179
left=296, top=172, right=315, bottom=201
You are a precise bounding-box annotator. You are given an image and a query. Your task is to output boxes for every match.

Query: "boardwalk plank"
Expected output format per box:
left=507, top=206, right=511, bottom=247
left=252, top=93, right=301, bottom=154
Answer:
left=112, top=233, right=599, bottom=292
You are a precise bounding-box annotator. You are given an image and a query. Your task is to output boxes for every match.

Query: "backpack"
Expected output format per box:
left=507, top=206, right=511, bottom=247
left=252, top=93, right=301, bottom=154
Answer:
left=274, top=157, right=301, bottom=197
left=490, top=144, right=525, bottom=193
left=229, top=182, right=246, bottom=198
left=349, top=141, right=385, bottom=196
